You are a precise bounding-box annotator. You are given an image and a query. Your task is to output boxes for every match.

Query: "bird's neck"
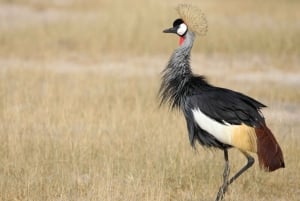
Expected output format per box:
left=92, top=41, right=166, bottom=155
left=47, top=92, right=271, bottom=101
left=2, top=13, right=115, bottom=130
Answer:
left=159, top=31, right=196, bottom=109
left=167, top=31, right=195, bottom=77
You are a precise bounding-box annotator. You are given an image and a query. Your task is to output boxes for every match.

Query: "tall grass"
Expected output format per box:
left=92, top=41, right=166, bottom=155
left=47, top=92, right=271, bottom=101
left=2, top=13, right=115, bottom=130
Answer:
left=0, top=0, right=299, bottom=60
left=0, top=66, right=299, bottom=200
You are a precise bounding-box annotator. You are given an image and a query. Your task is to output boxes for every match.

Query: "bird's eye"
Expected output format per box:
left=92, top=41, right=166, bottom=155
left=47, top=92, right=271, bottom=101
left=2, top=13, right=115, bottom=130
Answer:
left=177, top=23, right=187, bottom=36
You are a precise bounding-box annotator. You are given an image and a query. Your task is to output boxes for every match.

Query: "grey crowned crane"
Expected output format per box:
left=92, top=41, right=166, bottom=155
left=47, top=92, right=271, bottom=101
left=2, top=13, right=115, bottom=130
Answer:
left=159, top=4, right=285, bottom=201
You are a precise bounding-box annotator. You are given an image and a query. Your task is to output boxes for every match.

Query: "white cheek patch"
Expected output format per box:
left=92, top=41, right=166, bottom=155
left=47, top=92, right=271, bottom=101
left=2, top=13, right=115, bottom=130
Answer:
left=177, top=23, right=187, bottom=36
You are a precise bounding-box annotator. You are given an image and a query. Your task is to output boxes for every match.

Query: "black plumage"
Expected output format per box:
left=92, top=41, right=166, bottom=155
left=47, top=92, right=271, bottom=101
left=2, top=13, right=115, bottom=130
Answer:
left=160, top=69, right=266, bottom=148
left=185, top=82, right=266, bottom=146
left=185, top=79, right=266, bottom=127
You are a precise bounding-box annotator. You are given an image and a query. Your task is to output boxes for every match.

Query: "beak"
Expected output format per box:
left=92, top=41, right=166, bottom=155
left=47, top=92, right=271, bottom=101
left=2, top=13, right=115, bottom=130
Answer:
left=163, top=27, right=177, bottom=34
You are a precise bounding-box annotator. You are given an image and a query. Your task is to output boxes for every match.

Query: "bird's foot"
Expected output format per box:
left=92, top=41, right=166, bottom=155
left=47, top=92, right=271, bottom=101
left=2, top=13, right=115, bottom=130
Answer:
left=215, top=152, right=230, bottom=201
left=215, top=181, right=229, bottom=201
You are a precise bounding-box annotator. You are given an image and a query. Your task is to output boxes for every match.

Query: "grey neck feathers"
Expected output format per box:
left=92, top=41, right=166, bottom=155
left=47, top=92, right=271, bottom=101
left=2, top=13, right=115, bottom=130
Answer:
left=167, top=31, right=195, bottom=76
left=159, top=31, right=196, bottom=109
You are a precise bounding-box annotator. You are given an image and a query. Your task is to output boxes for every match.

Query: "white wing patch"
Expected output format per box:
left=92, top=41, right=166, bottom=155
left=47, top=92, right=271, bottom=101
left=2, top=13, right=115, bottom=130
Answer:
left=192, top=108, right=233, bottom=145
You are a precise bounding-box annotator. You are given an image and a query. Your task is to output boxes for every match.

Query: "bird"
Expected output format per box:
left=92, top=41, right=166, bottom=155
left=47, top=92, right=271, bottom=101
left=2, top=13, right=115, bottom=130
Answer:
left=159, top=4, right=285, bottom=201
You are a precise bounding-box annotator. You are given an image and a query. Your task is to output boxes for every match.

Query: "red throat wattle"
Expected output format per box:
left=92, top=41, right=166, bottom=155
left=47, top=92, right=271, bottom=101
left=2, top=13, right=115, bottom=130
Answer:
left=179, top=37, right=185, bottom=45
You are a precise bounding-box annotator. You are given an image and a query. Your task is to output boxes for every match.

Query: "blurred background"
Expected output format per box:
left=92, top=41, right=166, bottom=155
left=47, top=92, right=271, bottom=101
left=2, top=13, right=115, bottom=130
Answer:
left=0, top=0, right=299, bottom=60
left=0, top=0, right=299, bottom=200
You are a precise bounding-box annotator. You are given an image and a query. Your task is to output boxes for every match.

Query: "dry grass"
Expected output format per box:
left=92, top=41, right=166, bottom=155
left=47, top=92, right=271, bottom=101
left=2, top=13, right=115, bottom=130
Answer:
left=0, top=0, right=300, bottom=200
left=0, top=0, right=299, bottom=61
left=1, top=64, right=299, bottom=201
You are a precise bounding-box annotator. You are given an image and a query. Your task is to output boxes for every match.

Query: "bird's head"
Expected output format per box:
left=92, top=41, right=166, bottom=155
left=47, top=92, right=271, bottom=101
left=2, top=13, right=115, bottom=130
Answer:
left=163, top=18, right=188, bottom=45
left=163, top=4, right=208, bottom=46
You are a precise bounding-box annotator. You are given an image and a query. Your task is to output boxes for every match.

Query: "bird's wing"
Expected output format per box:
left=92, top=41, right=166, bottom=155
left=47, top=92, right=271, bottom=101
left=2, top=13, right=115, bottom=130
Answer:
left=186, top=87, right=266, bottom=127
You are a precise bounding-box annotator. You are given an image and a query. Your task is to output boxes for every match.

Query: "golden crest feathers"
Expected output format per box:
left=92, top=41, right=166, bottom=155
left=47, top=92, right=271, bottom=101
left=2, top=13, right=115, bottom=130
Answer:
left=176, top=4, right=208, bottom=36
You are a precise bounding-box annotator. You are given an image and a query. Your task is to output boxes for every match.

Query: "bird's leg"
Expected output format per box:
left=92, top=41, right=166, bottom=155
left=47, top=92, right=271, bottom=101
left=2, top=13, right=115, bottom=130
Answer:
left=215, top=149, right=230, bottom=201
left=215, top=151, right=255, bottom=201
left=228, top=151, right=254, bottom=185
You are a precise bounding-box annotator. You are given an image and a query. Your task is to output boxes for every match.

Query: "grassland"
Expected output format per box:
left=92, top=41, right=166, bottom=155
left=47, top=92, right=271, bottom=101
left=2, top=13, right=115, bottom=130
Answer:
left=0, top=0, right=300, bottom=200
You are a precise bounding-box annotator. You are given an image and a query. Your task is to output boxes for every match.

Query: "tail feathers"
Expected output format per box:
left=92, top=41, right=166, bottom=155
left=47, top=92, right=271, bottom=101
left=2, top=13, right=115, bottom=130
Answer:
left=255, top=125, right=285, bottom=172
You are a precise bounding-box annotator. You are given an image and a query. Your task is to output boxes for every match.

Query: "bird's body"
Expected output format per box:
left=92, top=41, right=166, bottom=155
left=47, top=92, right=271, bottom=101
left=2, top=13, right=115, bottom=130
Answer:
left=160, top=8, right=284, bottom=200
left=159, top=32, right=283, bottom=169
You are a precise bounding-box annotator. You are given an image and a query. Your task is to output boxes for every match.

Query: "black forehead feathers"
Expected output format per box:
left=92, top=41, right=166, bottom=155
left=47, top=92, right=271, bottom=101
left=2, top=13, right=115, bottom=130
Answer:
left=173, top=18, right=184, bottom=27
